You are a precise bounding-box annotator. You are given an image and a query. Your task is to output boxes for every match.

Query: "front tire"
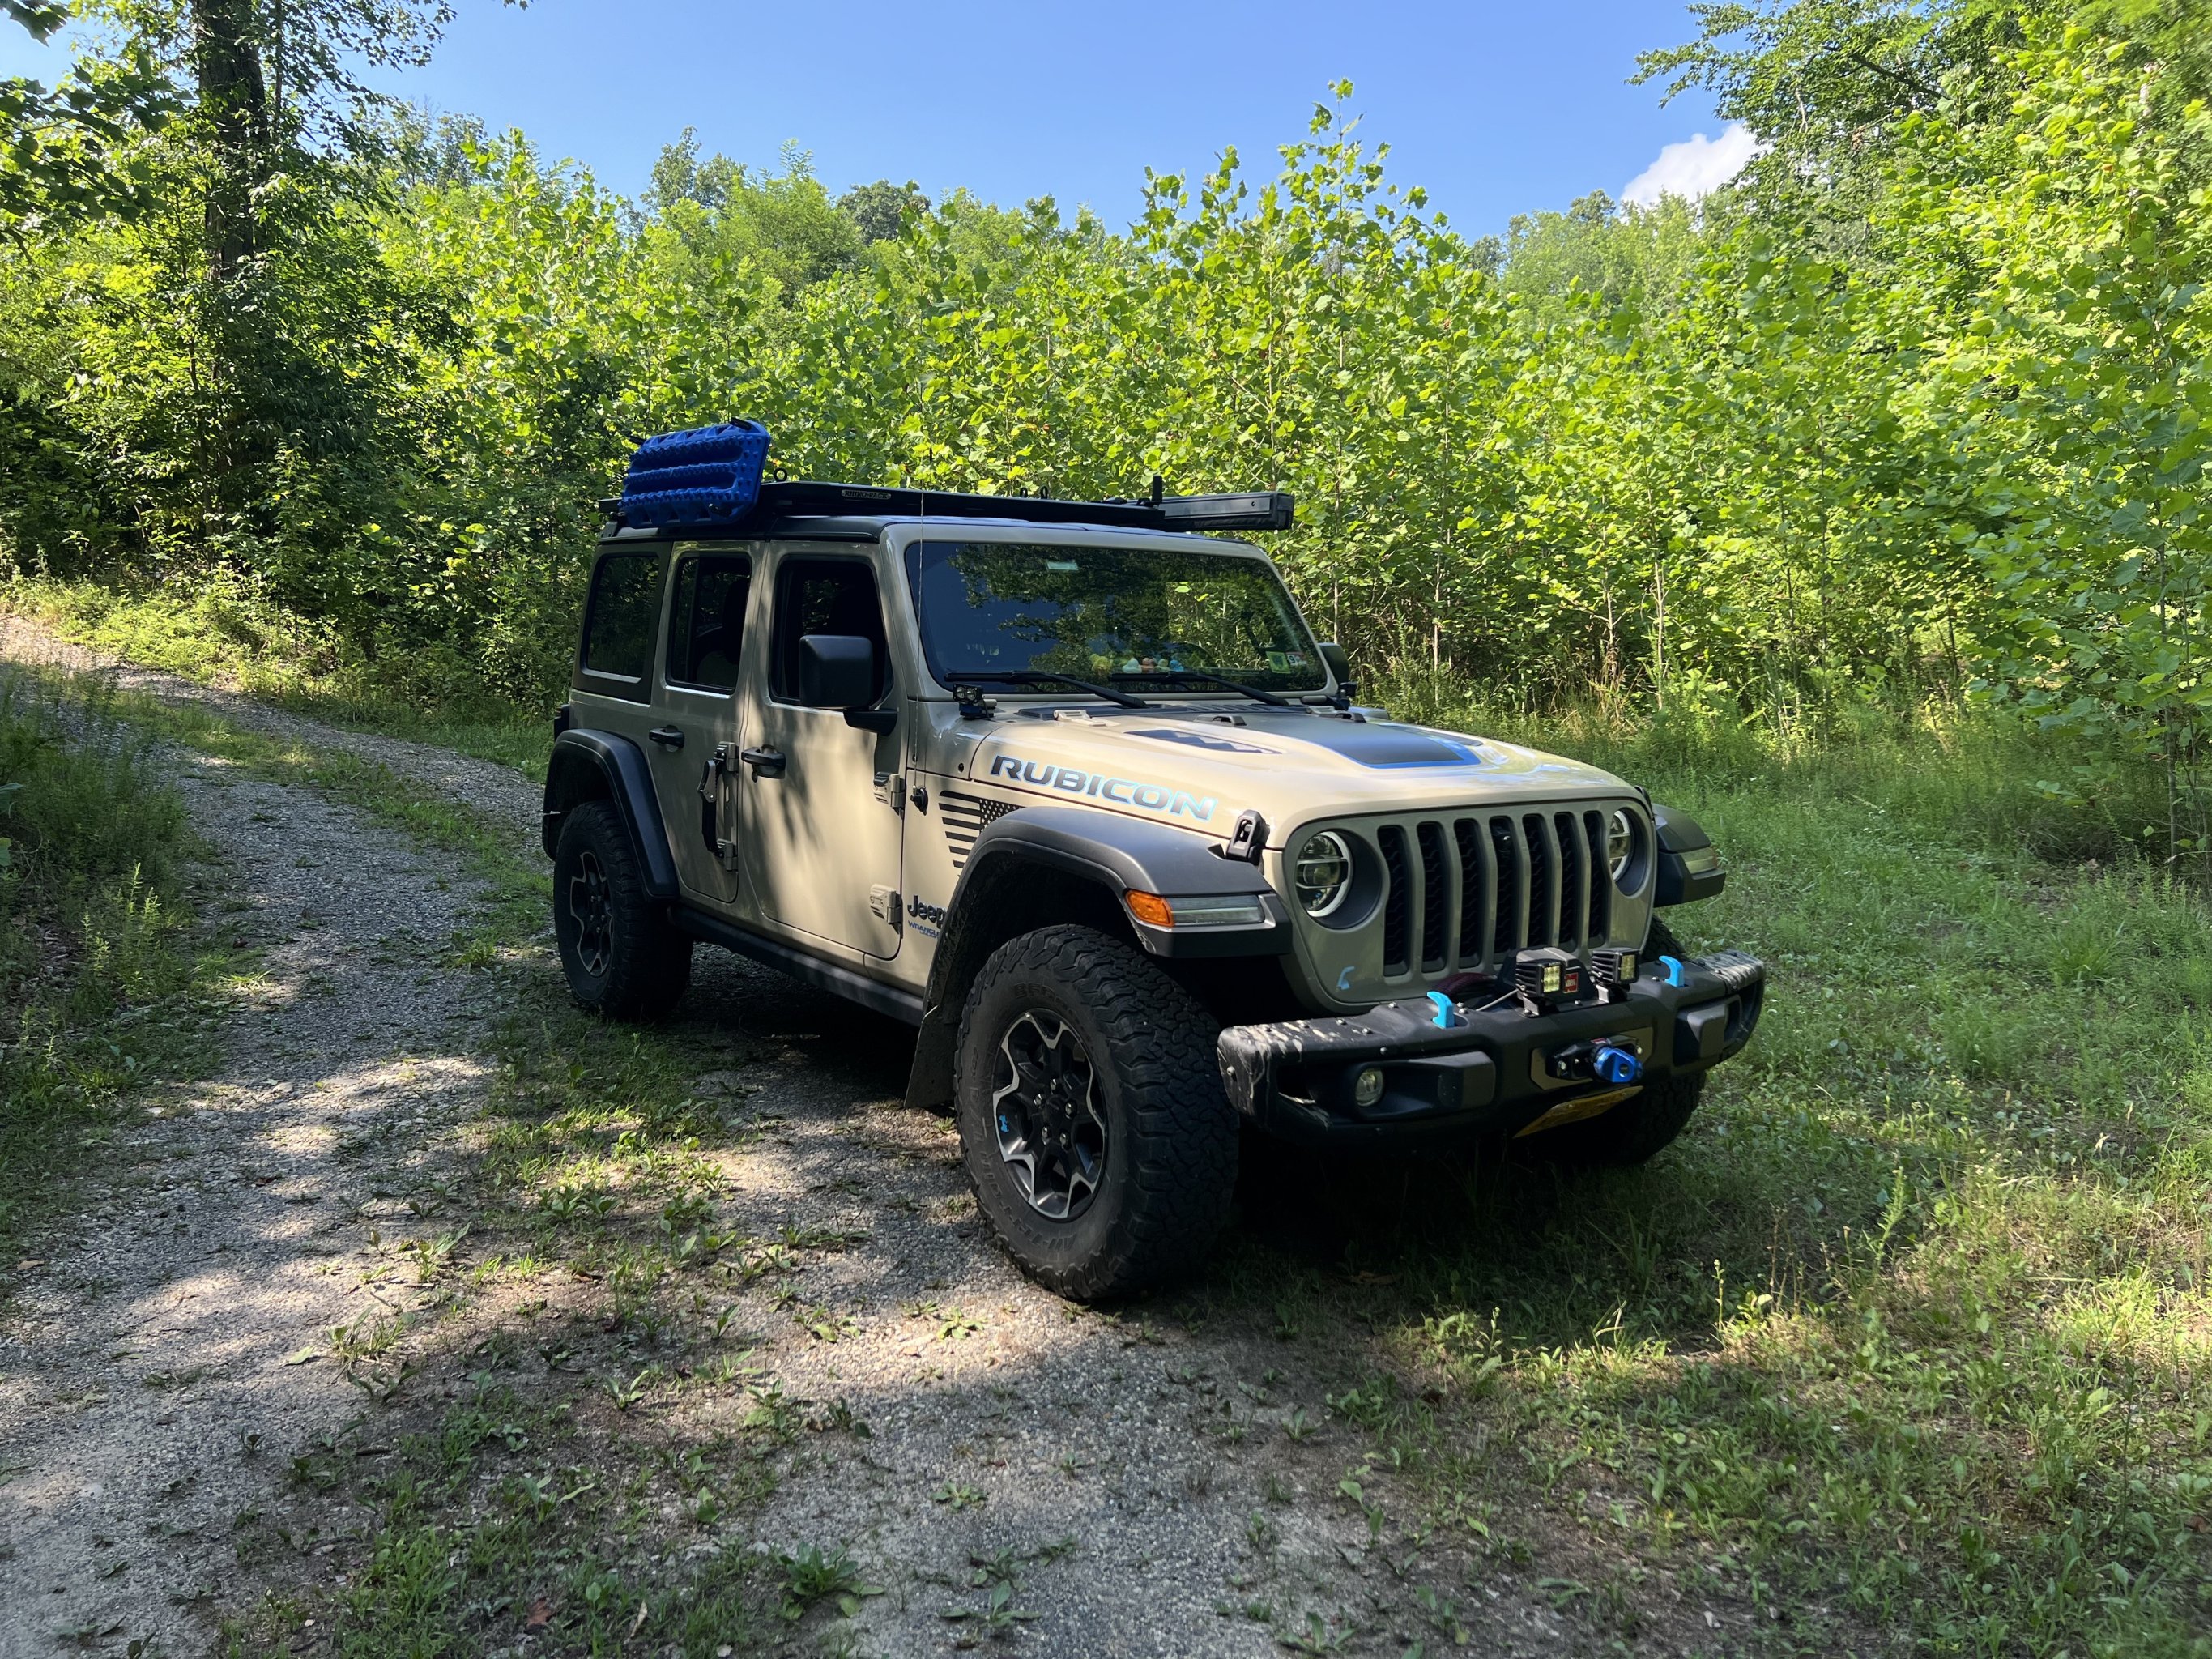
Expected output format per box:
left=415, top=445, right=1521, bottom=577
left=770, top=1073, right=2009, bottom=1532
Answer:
left=954, top=926, right=1237, bottom=1301
left=552, top=800, right=692, bottom=1021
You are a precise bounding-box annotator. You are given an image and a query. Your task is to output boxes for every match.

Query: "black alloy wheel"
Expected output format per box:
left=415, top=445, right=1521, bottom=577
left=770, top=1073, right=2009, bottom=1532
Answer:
left=567, top=847, right=615, bottom=977
left=989, top=1009, right=1107, bottom=1220
left=953, top=924, right=1238, bottom=1300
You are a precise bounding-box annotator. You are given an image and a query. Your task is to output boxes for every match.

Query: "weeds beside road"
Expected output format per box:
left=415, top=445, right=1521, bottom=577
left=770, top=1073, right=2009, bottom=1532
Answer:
left=0, top=677, right=228, bottom=1262
left=2, top=608, right=2208, bottom=1657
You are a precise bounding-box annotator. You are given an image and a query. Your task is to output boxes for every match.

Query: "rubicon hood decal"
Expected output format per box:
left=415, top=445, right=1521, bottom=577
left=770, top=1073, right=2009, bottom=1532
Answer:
left=985, top=753, right=1219, bottom=822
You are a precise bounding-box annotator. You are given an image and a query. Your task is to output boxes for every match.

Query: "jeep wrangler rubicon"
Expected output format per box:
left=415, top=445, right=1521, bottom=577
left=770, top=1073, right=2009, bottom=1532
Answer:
left=544, top=421, right=1766, bottom=1299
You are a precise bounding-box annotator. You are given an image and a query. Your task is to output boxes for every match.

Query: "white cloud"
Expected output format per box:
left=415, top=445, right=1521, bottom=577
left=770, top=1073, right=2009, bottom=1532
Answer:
left=1621, top=124, right=1765, bottom=207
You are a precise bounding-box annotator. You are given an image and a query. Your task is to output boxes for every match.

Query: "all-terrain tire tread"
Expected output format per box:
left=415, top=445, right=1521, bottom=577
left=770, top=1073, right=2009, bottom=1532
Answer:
left=956, top=925, right=1237, bottom=1300
left=554, top=800, right=692, bottom=1022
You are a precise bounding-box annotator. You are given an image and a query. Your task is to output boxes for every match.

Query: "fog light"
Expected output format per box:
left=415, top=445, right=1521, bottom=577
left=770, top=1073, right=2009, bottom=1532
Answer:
left=1352, top=1065, right=1386, bottom=1108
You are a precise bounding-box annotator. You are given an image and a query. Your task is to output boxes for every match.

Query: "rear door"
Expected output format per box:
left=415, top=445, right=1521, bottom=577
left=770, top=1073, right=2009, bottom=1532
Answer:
left=571, top=543, right=669, bottom=756
left=735, top=546, right=905, bottom=960
left=646, top=544, right=754, bottom=909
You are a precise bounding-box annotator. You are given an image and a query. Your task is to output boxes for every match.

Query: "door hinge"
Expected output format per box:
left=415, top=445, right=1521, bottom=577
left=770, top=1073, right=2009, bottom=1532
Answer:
left=874, top=770, right=905, bottom=812
left=869, top=885, right=901, bottom=924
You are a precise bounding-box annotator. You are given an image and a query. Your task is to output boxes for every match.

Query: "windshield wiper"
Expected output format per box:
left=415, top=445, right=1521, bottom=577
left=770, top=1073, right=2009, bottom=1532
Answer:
left=957, top=671, right=1152, bottom=708
left=1124, top=668, right=1293, bottom=707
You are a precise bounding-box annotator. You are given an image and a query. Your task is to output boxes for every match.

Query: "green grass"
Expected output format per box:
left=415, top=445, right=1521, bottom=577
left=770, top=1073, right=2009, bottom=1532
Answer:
left=3, top=575, right=553, bottom=778
left=0, top=675, right=230, bottom=1259
left=1208, top=699, right=2212, bottom=1658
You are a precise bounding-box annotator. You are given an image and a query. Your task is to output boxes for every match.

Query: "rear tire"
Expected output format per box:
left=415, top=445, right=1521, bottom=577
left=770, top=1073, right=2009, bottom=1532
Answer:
left=954, top=926, right=1237, bottom=1301
left=552, top=800, right=692, bottom=1021
left=1523, top=915, right=1703, bottom=1166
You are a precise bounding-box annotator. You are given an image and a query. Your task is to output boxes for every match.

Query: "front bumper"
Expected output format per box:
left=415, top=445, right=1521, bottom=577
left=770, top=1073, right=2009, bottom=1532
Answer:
left=1217, top=950, right=1765, bottom=1148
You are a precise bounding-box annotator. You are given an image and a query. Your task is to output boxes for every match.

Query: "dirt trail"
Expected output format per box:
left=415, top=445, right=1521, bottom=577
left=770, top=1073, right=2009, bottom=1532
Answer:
left=0, top=661, right=497, bottom=1653
left=0, top=617, right=1626, bottom=1657
left=0, top=617, right=545, bottom=853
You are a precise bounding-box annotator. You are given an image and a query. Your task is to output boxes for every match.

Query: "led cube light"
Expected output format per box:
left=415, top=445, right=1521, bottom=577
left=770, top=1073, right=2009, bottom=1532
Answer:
left=1589, top=948, right=1639, bottom=991
left=1512, top=947, right=1583, bottom=1002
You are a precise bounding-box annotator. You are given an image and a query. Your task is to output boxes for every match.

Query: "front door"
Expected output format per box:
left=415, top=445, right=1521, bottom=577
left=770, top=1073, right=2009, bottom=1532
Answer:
left=646, top=545, right=753, bottom=907
left=737, top=548, right=905, bottom=959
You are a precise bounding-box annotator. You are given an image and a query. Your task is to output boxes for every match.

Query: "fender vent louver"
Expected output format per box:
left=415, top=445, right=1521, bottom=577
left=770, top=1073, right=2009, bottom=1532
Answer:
left=940, top=791, right=1021, bottom=870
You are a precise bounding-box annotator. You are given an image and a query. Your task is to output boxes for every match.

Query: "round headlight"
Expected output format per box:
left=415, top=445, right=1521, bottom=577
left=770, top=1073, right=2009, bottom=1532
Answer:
left=1294, top=831, right=1353, bottom=919
left=1607, top=809, right=1636, bottom=884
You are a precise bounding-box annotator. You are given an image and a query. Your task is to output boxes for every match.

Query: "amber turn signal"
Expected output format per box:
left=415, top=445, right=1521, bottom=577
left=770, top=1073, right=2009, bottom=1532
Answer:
left=1124, top=890, right=1174, bottom=928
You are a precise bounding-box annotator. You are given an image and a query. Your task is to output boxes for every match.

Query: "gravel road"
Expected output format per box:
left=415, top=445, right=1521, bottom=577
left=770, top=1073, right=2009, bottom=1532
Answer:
left=0, top=616, right=1652, bottom=1657
left=1, top=625, right=502, bottom=1654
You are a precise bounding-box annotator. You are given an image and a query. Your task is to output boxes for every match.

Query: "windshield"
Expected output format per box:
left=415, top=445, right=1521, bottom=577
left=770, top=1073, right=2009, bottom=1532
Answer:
left=904, top=539, right=1328, bottom=694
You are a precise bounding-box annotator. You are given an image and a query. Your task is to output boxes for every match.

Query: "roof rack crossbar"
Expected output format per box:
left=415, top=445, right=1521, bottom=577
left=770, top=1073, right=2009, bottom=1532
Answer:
left=599, top=480, right=1294, bottom=535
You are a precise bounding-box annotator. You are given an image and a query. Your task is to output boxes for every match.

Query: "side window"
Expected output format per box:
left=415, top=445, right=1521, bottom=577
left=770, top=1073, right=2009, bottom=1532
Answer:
left=769, top=557, right=890, bottom=703
left=664, top=551, right=753, bottom=691
left=579, top=552, right=663, bottom=698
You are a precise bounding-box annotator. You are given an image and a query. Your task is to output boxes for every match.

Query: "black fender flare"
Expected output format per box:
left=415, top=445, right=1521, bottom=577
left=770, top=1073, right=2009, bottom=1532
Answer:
left=542, top=728, right=679, bottom=902
left=903, top=805, right=1289, bottom=1111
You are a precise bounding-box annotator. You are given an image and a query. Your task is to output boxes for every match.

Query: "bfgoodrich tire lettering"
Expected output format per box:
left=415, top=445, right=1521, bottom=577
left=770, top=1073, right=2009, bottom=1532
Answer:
left=552, top=800, right=693, bottom=1021
left=954, top=925, right=1238, bottom=1300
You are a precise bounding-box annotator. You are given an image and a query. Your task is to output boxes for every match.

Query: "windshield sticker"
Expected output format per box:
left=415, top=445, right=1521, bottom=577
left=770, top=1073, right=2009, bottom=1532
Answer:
left=987, top=753, right=1218, bottom=822
left=1127, top=728, right=1278, bottom=755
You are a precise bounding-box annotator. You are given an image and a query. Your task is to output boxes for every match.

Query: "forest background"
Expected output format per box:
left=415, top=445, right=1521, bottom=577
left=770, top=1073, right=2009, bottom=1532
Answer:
left=2, top=0, right=2210, bottom=856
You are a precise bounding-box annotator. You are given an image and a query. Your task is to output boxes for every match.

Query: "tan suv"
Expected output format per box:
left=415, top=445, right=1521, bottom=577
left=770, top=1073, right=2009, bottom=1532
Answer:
left=544, top=437, right=1765, bottom=1299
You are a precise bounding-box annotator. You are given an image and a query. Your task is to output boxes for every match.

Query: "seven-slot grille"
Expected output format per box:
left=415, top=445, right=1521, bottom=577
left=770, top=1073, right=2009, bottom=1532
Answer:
left=1367, top=807, right=1625, bottom=978
left=940, top=791, right=1022, bottom=868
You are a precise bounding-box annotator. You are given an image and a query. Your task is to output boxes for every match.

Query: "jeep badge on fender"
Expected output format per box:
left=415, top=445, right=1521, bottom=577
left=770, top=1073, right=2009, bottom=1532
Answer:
left=540, top=420, right=1767, bottom=1301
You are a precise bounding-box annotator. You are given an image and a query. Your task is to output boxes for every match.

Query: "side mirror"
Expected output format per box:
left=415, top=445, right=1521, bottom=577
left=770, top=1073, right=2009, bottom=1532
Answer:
left=1318, top=641, right=1357, bottom=705
left=798, top=634, right=895, bottom=731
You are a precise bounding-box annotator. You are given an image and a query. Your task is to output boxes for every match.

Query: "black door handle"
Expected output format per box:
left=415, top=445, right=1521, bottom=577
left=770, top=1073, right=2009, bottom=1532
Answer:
left=740, top=746, right=786, bottom=778
left=648, top=725, right=684, bottom=750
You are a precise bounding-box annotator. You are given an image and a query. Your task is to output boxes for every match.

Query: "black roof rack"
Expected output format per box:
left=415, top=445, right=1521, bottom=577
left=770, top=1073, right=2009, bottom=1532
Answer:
left=595, top=479, right=1294, bottom=535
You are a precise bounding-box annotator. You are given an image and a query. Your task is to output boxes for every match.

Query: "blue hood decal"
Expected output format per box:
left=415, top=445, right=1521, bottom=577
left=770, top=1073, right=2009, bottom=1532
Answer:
left=1277, top=723, right=1484, bottom=768
left=1128, top=727, right=1280, bottom=754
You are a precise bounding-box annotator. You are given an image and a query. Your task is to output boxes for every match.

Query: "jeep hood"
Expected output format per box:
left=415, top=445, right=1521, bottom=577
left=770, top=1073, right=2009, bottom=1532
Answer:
left=951, top=706, right=1632, bottom=846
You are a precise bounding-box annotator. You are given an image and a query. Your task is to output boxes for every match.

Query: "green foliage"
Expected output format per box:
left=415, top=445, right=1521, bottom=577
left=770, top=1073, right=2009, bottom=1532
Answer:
left=646, top=131, right=867, bottom=296
left=0, top=1, right=172, bottom=231
left=1499, top=189, right=1718, bottom=315
left=3, top=3, right=2211, bottom=851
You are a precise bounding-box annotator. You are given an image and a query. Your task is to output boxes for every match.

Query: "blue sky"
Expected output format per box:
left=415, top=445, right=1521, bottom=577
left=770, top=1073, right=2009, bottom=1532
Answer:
left=3, top=1, right=1744, bottom=237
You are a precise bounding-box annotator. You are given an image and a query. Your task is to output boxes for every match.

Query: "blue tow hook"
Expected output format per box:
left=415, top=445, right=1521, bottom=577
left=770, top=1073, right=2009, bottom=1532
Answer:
left=1592, top=1044, right=1643, bottom=1085
left=1425, top=991, right=1459, bottom=1029
left=1659, top=954, right=1685, bottom=987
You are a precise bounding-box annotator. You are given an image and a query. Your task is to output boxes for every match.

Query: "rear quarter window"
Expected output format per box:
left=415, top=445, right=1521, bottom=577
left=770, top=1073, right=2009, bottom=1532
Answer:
left=579, top=551, right=663, bottom=698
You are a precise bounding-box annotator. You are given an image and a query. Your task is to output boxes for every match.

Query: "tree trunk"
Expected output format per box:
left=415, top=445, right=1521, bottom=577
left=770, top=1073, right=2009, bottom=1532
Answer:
left=193, top=0, right=269, bottom=284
